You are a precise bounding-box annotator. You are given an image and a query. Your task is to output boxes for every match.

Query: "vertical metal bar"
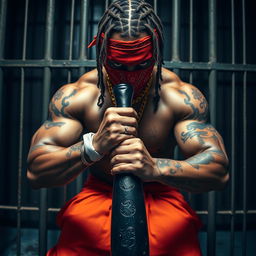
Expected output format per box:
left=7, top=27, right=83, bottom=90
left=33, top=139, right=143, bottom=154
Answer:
left=67, top=0, right=75, bottom=84
left=64, top=0, right=76, bottom=202
left=242, top=0, right=247, bottom=255
left=207, top=1, right=217, bottom=256
left=16, top=0, right=29, bottom=255
left=77, top=0, right=89, bottom=192
left=0, top=0, right=7, bottom=57
left=187, top=0, right=194, bottom=205
left=189, top=0, right=193, bottom=85
left=79, top=0, right=89, bottom=77
left=171, top=0, right=181, bottom=62
left=153, top=0, right=158, bottom=14
left=105, top=0, right=109, bottom=10
left=0, top=1, right=7, bottom=194
left=39, top=0, right=55, bottom=255
left=230, top=0, right=236, bottom=255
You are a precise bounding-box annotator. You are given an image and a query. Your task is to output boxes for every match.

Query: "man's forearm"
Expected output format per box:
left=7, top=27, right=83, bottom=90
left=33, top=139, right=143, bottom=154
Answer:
left=155, top=149, right=229, bottom=193
left=27, top=141, right=89, bottom=189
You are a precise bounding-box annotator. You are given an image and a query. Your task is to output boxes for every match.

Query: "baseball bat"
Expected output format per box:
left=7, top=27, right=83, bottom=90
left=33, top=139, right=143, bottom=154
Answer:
left=111, top=83, right=149, bottom=256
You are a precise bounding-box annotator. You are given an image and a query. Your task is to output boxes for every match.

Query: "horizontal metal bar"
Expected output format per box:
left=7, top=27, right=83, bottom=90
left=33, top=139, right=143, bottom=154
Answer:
left=0, top=205, right=39, bottom=211
left=1, top=59, right=256, bottom=71
left=197, top=210, right=256, bottom=215
left=1, top=205, right=256, bottom=215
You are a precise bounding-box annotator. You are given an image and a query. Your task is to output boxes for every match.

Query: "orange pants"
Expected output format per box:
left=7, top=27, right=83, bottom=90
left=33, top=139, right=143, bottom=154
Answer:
left=47, top=174, right=202, bottom=256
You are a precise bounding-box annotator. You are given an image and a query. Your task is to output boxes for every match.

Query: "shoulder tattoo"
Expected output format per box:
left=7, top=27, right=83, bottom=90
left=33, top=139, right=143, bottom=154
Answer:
left=178, top=88, right=209, bottom=122
left=43, top=88, right=77, bottom=130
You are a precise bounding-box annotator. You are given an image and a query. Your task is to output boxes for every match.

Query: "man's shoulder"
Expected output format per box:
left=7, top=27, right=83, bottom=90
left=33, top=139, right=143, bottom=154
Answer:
left=160, top=68, right=208, bottom=121
left=49, top=69, right=100, bottom=118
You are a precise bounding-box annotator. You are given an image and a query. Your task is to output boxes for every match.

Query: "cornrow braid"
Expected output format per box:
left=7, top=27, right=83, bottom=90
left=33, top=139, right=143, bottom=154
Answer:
left=96, top=0, right=164, bottom=111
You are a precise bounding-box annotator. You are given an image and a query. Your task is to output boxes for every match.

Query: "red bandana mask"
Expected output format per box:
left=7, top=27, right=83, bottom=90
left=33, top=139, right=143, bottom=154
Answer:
left=88, top=34, right=155, bottom=99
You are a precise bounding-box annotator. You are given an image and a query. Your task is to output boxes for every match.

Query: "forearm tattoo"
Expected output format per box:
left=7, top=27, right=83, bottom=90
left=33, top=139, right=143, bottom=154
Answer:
left=43, top=89, right=77, bottom=129
left=181, top=122, right=218, bottom=145
left=156, top=159, right=184, bottom=175
left=185, top=150, right=224, bottom=169
left=178, top=88, right=208, bottom=122
left=66, top=142, right=83, bottom=158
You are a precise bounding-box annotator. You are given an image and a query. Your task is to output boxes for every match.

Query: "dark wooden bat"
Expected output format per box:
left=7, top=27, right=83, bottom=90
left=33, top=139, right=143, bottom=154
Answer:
left=111, top=83, right=149, bottom=256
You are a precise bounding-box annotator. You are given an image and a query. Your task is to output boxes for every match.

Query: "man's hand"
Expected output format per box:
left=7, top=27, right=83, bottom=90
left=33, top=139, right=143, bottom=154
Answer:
left=110, top=138, right=161, bottom=182
left=93, top=107, right=138, bottom=155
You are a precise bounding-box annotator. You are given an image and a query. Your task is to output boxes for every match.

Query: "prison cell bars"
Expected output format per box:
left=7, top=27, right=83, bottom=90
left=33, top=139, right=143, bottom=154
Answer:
left=0, top=0, right=255, bottom=255
left=230, top=0, right=236, bottom=255
left=242, top=0, right=247, bottom=255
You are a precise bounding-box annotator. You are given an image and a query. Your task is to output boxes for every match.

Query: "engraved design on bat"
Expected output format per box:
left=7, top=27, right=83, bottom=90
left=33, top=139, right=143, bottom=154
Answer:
left=120, top=200, right=136, bottom=217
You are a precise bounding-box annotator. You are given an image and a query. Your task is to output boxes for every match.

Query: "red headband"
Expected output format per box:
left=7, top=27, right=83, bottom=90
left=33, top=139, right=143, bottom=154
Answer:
left=88, top=33, right=153, bottom=66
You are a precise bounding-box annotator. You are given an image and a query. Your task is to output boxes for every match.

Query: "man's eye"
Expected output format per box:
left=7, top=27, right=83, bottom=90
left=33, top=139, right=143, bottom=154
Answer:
left=139, top=60, right=153, bottom=67
left=112, top=62, right=122, bottom=68
left=140, top=61, right=149, bottom=66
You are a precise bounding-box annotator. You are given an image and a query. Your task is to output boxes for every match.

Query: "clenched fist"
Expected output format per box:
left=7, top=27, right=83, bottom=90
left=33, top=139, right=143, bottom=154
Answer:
left=93, top=107, right=138, bottom=155
left=110, top=138, right=162, bottom=182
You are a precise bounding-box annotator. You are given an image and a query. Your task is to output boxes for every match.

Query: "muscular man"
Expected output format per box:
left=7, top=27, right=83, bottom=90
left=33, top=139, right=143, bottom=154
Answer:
left=27, top=1, right=229, bottom=255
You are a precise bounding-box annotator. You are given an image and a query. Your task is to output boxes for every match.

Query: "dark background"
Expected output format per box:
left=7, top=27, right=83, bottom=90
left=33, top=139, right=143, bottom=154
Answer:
left=0, top=0, right=255, bottom=255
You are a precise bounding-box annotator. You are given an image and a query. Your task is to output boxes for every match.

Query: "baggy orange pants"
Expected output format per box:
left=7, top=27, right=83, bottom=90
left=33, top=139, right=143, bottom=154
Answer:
left=47, top=174, right=202, bottom=256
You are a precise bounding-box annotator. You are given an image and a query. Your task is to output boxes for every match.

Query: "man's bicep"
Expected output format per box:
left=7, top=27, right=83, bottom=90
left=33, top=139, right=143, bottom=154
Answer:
left=31, top=85, right=84, bottom=147
left=31, top=117, right=83, bottom=149
left=174, top=119, right=226, bottom=158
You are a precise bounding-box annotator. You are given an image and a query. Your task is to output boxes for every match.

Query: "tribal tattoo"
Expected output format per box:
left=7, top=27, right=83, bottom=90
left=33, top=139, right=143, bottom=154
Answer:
left=178, top=89, right=208, bottom=122
left=43, top=120, right=66, bottom=129
left=49, top=89, right=77, bottom=119
left=43, top=89, right=77, bottom=130
left=181, top=122, right=218, bottom=145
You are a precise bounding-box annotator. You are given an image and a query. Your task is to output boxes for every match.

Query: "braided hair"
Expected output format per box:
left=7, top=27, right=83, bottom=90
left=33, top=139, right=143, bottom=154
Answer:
left=96, top=0, right=164, bottom=110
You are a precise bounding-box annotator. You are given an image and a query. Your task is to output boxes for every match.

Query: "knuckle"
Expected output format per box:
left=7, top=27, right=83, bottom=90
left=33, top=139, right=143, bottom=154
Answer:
left=106, top=114, right=116, bottom=124
left=136, top=153, right=143, bottom=161
left=109, top=124, right=119, bottom=132
left=109, top=133, right=118, bottom=141
left=131, top=117, right=138, bottom=125
left=136, top=162, right=143, bottom=169
left=136, top=143, right=143, bottom=151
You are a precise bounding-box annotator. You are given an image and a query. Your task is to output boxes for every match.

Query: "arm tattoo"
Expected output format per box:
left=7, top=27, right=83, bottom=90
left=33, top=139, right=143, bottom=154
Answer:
left=156, top=159, right=183, bottom=175
left=44, top=89, right=77, bottom=130
left=181, top=122, right=218, bottom=145
left=178, top=89, right=208, bottom=122
left=49, top=89, right=77, bottom=119
left=29, top=143, right=45, bottom=153
left=66, top=143, right=83, bottom=158
left=43, top=120, right=66, bottom=129
left=185, top=150, right=225, bottom=170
